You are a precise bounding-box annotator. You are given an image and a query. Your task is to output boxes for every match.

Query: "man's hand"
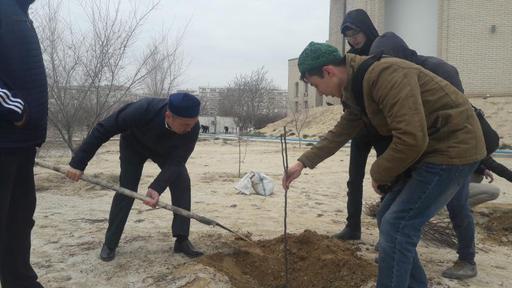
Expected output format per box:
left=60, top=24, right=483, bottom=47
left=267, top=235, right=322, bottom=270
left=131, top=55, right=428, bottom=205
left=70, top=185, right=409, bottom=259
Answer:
left=66, top=166, right=83, bottom=181
left=372, top=179, right=392, bottom=196
left=282, top=161, right=304, bottom=190
left=144, top=188, right=160, bottom=208
left=483, top=169, right=494, bottom=183
left=372, top=179, right=383, bottom=195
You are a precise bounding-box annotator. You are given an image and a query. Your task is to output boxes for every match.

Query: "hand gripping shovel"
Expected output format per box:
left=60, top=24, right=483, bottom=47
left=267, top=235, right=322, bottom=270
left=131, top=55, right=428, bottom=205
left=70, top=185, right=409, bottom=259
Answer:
left=35, top=160, right=252, bottom=242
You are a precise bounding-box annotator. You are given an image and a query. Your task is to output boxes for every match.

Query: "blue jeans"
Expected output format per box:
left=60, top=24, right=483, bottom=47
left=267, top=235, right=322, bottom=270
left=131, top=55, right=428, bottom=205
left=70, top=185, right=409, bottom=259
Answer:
left=376, top=161, right=478, bottom=288
left=345, top=133, right=391, bottom=229
left=446, top=176, right=475, bottom=263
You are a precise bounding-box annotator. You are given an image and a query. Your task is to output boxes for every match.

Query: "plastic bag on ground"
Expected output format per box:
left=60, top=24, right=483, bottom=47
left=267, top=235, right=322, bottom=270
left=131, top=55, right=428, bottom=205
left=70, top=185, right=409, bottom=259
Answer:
left=234, top=171, right=274, bottom=196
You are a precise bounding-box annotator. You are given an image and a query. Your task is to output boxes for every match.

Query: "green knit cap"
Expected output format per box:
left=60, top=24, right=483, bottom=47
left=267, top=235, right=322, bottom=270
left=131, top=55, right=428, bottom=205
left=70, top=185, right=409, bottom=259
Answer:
left=298, top=41, right=343, bottom=78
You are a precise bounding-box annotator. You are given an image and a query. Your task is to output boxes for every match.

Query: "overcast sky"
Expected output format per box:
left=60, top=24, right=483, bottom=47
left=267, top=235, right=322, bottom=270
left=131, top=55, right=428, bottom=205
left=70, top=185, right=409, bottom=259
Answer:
left=149, top=0, right=330, bottom=90
left=32, top=0, right=330, bottom=91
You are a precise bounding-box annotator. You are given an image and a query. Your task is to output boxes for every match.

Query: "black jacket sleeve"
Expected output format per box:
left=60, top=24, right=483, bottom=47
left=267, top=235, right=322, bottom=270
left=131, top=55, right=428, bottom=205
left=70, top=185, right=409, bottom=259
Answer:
left=149, top=124, right=199, bottom=193
left=69, top=101, right=150, bottom=171
left=0, top=80, right=25, bottom=123
left=474, top=163, right=486, bottom=175
left=481, top=156, right=512, bottom=182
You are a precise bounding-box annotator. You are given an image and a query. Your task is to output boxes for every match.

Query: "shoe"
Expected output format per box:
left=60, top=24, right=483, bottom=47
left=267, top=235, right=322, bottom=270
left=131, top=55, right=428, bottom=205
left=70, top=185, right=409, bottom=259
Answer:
left=442, top=260, right=477, bottom=279
left=100, top=244, right=116, bottom=262
left=174, top=238, right=204, bottom=258
left=333, top=226, right=361, bottom=240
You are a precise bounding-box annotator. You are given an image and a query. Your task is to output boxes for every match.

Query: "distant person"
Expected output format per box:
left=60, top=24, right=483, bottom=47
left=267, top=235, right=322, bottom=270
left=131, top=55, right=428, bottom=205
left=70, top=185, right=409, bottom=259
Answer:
left=334, top=8, right=392, bottom=241
left=66, top=93, right=203, bottom=261
left=283, top=42, right=485, bottom=287
left=224, top=126, right=229, bottom=134
left=0, top=0, right=48, bottom=287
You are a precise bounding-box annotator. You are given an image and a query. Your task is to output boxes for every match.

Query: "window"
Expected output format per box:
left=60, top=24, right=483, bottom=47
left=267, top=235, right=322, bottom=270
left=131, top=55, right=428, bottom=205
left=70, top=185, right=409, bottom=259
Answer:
left=295, top=101, right=299, bottom=112
left=294, top=82, right=299, bottom=97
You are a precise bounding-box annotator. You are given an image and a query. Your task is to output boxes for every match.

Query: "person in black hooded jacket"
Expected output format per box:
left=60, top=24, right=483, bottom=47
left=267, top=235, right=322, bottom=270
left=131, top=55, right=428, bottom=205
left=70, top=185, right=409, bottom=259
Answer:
left=333, top=9, right=392, bottom=241
left=340, top=9, right=379, bottom=56
left=0, top=0, right=47, bottom=287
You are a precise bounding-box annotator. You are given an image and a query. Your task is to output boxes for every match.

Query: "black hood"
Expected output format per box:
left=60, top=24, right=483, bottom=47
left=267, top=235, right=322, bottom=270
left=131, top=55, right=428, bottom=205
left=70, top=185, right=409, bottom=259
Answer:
left=369, top=32, right=418, bottom=63
left=340, top=9, right=379, bottom=56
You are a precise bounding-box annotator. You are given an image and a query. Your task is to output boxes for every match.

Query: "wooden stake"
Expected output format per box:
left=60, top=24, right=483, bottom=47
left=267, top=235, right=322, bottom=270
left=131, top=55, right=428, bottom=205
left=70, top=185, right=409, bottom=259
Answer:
left=280, top=127, right=290, bottom=287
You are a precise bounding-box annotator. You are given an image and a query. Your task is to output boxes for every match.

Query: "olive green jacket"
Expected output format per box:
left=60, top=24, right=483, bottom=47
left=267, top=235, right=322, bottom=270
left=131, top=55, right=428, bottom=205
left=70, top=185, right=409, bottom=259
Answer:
left=298, top=54, right=486, bottom=184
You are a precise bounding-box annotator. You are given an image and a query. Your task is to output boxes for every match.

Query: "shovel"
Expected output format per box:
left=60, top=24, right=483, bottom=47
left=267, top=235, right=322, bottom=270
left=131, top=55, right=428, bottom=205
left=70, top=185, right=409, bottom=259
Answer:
left=35, top=160, right=252, bottom=242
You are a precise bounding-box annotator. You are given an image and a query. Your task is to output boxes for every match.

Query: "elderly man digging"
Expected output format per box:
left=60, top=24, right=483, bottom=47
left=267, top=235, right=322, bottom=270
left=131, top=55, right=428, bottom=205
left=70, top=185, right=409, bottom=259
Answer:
left=66, top=93, right=203, bottom=261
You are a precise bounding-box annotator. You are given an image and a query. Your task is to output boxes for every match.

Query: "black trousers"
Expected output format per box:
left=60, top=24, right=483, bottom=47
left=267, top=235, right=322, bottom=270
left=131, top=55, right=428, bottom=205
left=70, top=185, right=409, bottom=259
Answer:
left=0, top=147, right=44, bottom=288
left=345, top=133, right=391, bottom=230
left=104, top=140, right=191, bottom=249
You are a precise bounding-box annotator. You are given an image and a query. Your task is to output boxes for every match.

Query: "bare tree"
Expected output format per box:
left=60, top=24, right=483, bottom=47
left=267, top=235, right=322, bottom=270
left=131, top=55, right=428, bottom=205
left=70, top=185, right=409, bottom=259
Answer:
left=36, top=0, right=84, bottom=151
left=218, top=67, right=277, bottom=131
left=142, top=30, right=187, bottom=98
left=196, top=93, right=213, bottom=116
left=289, top=105, right=309, bottom=148
left=36, top=0, right=184, bottom=151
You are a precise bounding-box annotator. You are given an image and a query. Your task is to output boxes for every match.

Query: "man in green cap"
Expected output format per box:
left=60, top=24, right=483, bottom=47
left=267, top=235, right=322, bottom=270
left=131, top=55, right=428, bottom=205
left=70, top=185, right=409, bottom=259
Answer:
left=282, top=41, right=485, bottom=288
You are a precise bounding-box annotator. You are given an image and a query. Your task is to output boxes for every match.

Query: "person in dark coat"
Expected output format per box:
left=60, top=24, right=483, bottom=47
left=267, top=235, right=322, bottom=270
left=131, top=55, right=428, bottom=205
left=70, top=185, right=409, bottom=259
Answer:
left=66, top=93, right=203, bottom=261
left=341, top=9, right=379, bottom=56
left=334, top=9, right=392, bottom=241
left=369, top=31, right=486, bottom=279
left=0, top=0, right=48, bottom=287
left=370, top=32, right=464, bottom=91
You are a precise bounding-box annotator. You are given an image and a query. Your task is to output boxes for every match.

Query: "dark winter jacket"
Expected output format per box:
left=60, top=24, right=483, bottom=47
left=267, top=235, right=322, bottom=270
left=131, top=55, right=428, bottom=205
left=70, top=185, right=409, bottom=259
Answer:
left=370, top=32, right=505, bottom=176
left=69, top=98, right=200, bottom=194
left=0, top=0, right=48, bottom=148
left=370, top=32, right=464, bottom=93
left=341, top=9, right=379, bottom=56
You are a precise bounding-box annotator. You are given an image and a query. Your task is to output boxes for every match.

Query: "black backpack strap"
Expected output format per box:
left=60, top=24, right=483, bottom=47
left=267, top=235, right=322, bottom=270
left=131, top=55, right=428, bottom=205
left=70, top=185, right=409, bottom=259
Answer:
left=351, top=51, right=384, bottom=115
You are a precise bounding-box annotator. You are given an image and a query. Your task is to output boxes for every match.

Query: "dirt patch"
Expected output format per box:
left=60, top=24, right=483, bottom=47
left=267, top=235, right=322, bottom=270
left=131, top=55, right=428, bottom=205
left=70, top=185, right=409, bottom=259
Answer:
left=35, top=170, right=118, bottom=196
left=200, top=172, right=240, bottom=183
left=476, top=204, right=512, bottom=245
left=200, top=230, right=377, bottom=288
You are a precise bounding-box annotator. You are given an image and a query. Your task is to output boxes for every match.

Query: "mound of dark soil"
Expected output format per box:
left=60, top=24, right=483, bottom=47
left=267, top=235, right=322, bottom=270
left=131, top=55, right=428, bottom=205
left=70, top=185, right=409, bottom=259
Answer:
left=477, top=204, right=512, bottom=245
left=200, top=230, right=376, bottom=288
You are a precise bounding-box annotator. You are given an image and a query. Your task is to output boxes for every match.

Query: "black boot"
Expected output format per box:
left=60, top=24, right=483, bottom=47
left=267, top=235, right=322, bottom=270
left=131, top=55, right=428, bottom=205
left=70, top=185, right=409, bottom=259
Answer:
left=100, top=244, right=116, bottom=262
left=333, top=225, right=361, bottom=240
left=173, top=237, right=203, bottom=258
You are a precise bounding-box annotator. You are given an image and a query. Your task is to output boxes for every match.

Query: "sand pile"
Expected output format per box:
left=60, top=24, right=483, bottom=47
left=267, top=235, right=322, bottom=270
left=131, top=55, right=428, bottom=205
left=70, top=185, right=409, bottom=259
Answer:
left=258, top=97, right=512, bottom=144
left=257, top=106, right=342, bottom=139
left=200, top=230, right=377, bottom=288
